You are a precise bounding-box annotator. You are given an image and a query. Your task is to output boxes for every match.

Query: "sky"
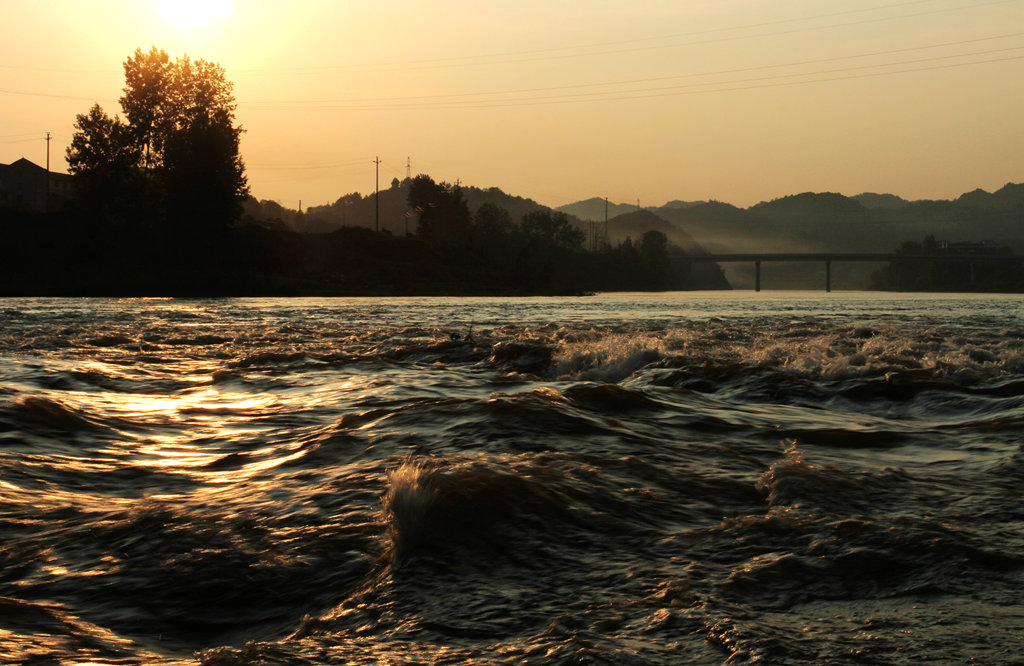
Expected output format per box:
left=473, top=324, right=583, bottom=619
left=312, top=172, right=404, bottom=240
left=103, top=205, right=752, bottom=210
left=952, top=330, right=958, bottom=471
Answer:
left=1, top=0, right=1022, bottom=210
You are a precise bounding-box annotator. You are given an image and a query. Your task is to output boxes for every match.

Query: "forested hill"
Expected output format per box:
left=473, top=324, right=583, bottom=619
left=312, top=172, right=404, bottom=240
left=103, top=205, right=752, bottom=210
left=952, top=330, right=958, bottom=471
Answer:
left=560, top=183, right=1024, bottom=256
left=245, top=180, right=580, bottom=237
left=558, top=183, right=1023, bottom=289
left=240, top=178, right=1021, bottom=291
left=248, top=178, right=1021, bottom=257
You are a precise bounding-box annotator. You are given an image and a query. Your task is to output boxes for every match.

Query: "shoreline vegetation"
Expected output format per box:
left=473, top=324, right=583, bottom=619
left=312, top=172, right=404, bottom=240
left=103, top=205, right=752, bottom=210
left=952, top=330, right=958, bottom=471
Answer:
left=0, top=208, right=727, bottom=297
left=4, top=182, right=1023, bottom=297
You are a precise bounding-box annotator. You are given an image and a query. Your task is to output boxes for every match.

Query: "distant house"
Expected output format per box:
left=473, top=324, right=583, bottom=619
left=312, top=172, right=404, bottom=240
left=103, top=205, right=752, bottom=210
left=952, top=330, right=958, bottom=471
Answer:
left=0, top=158, right=75, bottom=212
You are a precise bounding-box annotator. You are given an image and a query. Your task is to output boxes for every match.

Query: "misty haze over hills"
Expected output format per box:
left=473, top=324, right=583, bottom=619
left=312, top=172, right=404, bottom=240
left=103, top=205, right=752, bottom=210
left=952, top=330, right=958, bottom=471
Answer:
left=245, top=180, right=1023, bottom=290
left=558, top=183, right=1024, bottom=289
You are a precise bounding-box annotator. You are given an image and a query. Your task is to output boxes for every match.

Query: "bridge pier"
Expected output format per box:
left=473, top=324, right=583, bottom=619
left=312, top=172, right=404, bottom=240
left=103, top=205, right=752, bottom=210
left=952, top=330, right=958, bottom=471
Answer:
left=755, top=260, right=761, bottom=292
left=826, top=259, right=831, bottom=293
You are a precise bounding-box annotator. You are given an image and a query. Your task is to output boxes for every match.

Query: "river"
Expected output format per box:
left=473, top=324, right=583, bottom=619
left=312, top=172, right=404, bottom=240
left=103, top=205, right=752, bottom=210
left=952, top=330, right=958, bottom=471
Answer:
left=1, top=292, right=1022, bottom=664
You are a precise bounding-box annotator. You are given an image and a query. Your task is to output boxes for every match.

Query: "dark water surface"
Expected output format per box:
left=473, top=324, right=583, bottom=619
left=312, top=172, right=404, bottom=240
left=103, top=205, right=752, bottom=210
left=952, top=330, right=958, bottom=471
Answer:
left=1, top=293, right=1023, bottom=664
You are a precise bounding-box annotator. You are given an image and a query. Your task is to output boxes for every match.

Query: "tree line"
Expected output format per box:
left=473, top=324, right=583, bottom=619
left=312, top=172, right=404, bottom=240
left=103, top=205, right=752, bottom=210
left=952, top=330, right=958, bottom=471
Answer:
left=0, top=47, right=719, bottom=296
left=869, top=236, right=1024, bottom=292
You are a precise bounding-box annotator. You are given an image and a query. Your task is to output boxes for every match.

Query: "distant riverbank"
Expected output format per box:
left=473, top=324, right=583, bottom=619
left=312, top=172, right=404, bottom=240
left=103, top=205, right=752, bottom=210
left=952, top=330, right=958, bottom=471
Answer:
left=0, top=210, right=730, bottom=297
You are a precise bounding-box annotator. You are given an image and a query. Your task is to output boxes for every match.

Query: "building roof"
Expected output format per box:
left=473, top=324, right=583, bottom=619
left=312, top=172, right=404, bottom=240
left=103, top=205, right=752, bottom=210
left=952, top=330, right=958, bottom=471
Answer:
left=0, top=157, right=72, bottom=182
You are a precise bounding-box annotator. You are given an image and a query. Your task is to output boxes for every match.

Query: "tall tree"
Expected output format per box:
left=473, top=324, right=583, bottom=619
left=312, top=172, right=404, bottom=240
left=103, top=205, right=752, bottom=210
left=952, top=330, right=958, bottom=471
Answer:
left=407, top=175, right=470, bottom=244
left=519, top=210, right=584, bottom=250
left=162, top=107, right=248, bottom=230
left=66, top=47, right=248, bottom=228
left=65, top=104, right=142, bottom=218
left=119, top=47, right=175, bottom=169
left=638, top=229, right=670, bottom=288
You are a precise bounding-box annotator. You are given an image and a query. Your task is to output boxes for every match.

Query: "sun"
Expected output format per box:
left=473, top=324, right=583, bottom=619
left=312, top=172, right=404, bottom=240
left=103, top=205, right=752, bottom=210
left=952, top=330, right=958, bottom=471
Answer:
left=157, top=0, right=235, bottom=28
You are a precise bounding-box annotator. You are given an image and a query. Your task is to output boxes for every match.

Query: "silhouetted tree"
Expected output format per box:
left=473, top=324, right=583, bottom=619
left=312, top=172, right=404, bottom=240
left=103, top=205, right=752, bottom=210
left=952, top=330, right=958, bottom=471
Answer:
left=65, top=104, right=143, bottom=222
left=162, top=107, right=247, bottom=231
left=407, top=175, right=470, bottom=244
left=519, top=210, right=584, bottom=250
left=870, top=235, right=1022, bottom=292
left=510, top=210, right=587, bottom=292
left=468, top=203, right=515, bottom=280
left=66, top=47, right=248, bottom=230
left=639, top=229, right=669, bottom=288
left=473, top=203, right=513, bottom=238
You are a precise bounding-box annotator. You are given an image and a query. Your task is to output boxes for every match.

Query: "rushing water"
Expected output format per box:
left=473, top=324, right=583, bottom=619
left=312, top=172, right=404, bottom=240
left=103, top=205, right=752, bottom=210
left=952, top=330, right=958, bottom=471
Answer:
left=1, top=292, right=1023, bottom=665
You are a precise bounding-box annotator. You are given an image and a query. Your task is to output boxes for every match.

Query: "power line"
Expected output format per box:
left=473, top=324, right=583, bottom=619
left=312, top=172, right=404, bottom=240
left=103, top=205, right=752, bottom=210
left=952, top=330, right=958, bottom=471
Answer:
left=0, top=131, right=47, bottom=139
left=4, top=49, right=1020, bottom=118
left=231, top=0, right=1003, bottom=74
left=2, top=0, right=1003, bottom=79
left=0, top=63, right=111, bottom=73
left=241, top=33, right=1024, bottom=107
left=242, top=47, right=1024, bottom=111
left=1, top=4, right=1018, bottom=116
left=0, top=88, right=117, bottom=103
left=0, top=4, right=1017, bottom=109
left=249, top=158, right=375, bottom=171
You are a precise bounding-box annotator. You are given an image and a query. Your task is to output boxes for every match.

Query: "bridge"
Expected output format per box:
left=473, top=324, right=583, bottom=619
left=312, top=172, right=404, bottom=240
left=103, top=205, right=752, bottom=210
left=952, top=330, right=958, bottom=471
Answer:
left=679, top=253, right=1024, bottom=292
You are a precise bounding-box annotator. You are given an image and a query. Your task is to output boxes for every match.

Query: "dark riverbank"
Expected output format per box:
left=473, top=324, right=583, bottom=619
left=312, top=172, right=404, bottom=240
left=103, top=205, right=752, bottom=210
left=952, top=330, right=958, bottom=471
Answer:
left=0, top=210, right=730, bottom=297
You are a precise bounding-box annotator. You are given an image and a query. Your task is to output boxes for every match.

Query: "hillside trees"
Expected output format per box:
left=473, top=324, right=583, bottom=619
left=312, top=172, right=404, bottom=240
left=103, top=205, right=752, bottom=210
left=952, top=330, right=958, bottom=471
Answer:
left=407, top=175, right=470, bottom=243
left=869, top=236, right=1022, bottom=291
left=66, top=47, right=248, bottom=230
left=520, top=210, right=585, bottom=250
left=638, top=230, right=669, bottom=288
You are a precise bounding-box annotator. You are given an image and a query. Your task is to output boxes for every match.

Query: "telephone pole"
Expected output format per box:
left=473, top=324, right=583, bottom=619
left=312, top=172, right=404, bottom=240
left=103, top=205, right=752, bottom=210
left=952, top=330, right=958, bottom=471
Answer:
left=374, top=156, right=381, bottom=233
left=604, top=197, right=609, bottom=249
left=45, top=132, right=51, bottom=212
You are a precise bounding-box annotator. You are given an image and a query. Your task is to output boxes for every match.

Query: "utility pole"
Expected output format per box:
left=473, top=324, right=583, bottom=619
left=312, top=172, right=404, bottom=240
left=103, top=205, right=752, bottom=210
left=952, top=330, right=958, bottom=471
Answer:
left=374, top=156, right=381, bottom=233
left=604, top=197, right=609, bottom=248
left=45, top=132, right=51, bottom=213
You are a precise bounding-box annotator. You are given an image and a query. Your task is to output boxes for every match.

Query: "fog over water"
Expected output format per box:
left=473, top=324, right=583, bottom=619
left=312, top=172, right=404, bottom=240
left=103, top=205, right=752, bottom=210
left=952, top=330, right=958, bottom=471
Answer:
left=1, top=293, right=1023, bottom=664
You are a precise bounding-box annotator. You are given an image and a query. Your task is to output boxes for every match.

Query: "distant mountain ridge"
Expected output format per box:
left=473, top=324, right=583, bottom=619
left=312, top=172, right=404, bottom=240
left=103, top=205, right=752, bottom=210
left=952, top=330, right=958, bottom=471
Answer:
left=852, top=193, right=910, bottom=210
left=559, top=183, right=1022, bottom=289
left=955, top=183, right=1024, bottom=210
left=559, top=183, right=1023, bottom=220
left=554, top=197, right=650, bottom=222
left=247, top=180, right=573, bottom=237
left=246, top=179, right=1022, bottom=290
left=751, top=191, right=867, bottom=217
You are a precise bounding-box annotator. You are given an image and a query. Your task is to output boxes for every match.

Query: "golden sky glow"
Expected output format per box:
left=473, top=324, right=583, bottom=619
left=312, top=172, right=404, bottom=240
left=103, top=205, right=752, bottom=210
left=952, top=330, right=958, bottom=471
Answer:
left=157, top=0, right=235, bottom=29
left=1, top=1, right=1022, bottom=209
